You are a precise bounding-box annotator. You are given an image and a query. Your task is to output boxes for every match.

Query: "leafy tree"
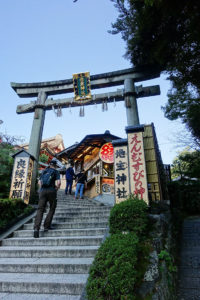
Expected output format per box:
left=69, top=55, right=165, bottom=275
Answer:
left=171, top=148, right=200, bottom=180
left=0, top=143, right=15, bottom=198
left=109, top=0, right=200, bottom=142
left=0, top=132, right=24, bottom=198
left=163, top=78, right=200, bottom=144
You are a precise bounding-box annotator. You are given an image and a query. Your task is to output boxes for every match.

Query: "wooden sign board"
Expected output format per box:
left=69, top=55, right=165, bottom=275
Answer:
left=73, top=72, right=92, bottom=102
left=143, top=124, right=163, bottom=201
left=9, top=151, right=34, bottom=204
left=127, top=128, right=148, bottom=203
left=113, top=140, right=130, bottom=204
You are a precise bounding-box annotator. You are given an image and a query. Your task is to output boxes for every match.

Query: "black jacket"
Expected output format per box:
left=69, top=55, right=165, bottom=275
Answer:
left=76, top=172, right=87, bottom=184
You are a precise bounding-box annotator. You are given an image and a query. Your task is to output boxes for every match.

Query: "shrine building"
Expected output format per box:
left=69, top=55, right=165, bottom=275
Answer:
left=57, top=124, right=169, bottom=203
left=57, top=130, right=120, bottom=199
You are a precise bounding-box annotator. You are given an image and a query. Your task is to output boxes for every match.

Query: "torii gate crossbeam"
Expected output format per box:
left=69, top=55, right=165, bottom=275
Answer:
left=11, top=67, right=160, bottom=196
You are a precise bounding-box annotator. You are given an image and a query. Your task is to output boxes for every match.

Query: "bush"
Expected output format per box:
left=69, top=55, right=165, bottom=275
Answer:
left=0, top=198, right=33, bottom=230
left=86, top=233, right=139, bottom=300
left=109, top=195, right=148, bottom=236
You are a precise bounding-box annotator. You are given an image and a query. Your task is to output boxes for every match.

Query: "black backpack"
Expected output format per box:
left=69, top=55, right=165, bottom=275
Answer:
left=40, top=168, right=56, bottom=188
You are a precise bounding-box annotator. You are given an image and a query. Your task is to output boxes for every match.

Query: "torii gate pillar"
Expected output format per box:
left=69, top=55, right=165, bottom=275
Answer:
left=29, top=91, right=47, bottom=195
left=125, top=78, right=140, bottom=126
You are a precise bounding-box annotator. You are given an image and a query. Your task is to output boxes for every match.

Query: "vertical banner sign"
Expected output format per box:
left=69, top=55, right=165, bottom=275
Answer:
left=113, top=140, right=130, bottom=204
left=127, top=127, right=148, bottom=203
left=24, top=158, right=34, bottom=204
left=95, top=175, right=101, bottom=194
left=73, top=72, right=92, bottom=101
left=9, top=151, right=34, bottom=204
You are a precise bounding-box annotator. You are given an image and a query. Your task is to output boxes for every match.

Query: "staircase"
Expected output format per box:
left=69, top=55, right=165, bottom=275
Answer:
left=0, top=191, right=111, bottom=299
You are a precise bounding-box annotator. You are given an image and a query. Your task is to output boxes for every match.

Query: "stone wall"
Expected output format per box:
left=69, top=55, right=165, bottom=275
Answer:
left=137, top=202, right=177, bottom=300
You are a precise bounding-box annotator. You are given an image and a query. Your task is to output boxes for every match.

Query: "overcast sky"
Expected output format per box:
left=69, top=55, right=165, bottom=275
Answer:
left=0, top=0, right=186, bottom=164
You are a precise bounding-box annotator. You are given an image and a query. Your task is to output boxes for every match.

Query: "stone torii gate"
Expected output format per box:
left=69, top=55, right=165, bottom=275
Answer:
left=11, top=67, right=160, bottom=196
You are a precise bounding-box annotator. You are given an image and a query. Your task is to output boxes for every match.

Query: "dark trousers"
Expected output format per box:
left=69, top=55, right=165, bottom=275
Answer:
left=34, top=189, right=57, bottom=230
left=65, top=180, right=73, bottom=194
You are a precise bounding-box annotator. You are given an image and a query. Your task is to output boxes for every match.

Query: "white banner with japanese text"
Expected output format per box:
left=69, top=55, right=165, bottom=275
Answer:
left=127, top=131, right=148, bottom=203
left=114, top=145, right=130, bottom=204
left=9, top=156, right=33, bottom=204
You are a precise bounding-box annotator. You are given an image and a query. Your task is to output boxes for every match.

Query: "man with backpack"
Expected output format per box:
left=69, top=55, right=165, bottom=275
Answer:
left=33, top=158, right=61, bottom=238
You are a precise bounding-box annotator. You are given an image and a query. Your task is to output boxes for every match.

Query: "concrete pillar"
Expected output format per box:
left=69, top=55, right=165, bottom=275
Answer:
left=124, top=78, right=140, bottom=126
left=28, top=91, right=47, bottom=196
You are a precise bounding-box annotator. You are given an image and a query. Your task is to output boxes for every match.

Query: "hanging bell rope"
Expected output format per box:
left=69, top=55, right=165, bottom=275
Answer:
left=79, top=106, right=82, bottom=117
left=113, top=97, right=116, bottom=107
left=57, top=106, right=62, bottom=117
left=93, top=94, right=97, bottom=109
left=105, top=99, right=108, bottom=111
left=52, top=105, right=56, bottom=115
left=102, top=101, right=105, bottom=112
left=52, top=105, right=63, bottom=117
left=79, top=105, right=85, bottom=117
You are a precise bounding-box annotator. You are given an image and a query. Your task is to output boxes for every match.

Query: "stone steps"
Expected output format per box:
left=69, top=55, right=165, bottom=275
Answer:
left=40, top=216, right=109, bottom=222
left=53, top=208, right=111, bottom=213
left=0, top=245, right=99, bottom=258
left=56, top=202, right=98, bottom=206
left=0, top=293, right=80, bottom=300
left=14, top=228, right=107, bottom=237
left=43, top=211, right=110, bottom=217
left=56, top=200, right=96, bottom=205
left=0, top=273, right=88, bottom=294
left=0, top=191, right=111, bottom=298
left=177, top=218, right=200, bottom=299
left=0, top=258, right=93, bottom=273
left=24, top=221, right=108, bottom=230
left=55, top=205, right=111, bottom=210
left=2, top=236, right=104, bottom=247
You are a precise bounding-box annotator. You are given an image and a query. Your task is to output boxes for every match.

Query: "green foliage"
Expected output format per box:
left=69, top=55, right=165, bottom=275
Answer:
left=158, top=250, right=177, bottom=273
left=163, top=80, right=200, bottom=144
left=171, top=148, right=200, bottom=180
left=134, top=240, right=152, bottom=293
left=170, top=145, right=200, bottom=214
left=168, top=180, right=200, bottom=214
left=0, top=198, right=33, bottom=230
left=110, top=0, right=200, bottom=73
left=0, top=132, right=24, bottom=198
left=109, top=195, right=148, bottom=235
left=110, top=0, right=200, bottom=142
left=39, top=153, right=49, bottom=164
left=86, top=233, right=139, bottom=300
left=0, top=143, right=15, bottom=198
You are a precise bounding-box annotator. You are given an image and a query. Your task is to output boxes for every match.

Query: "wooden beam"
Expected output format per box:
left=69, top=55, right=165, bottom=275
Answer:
left=16, top=85, right=160, bottom=114
left=11, top=67, right=160, bottom=98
